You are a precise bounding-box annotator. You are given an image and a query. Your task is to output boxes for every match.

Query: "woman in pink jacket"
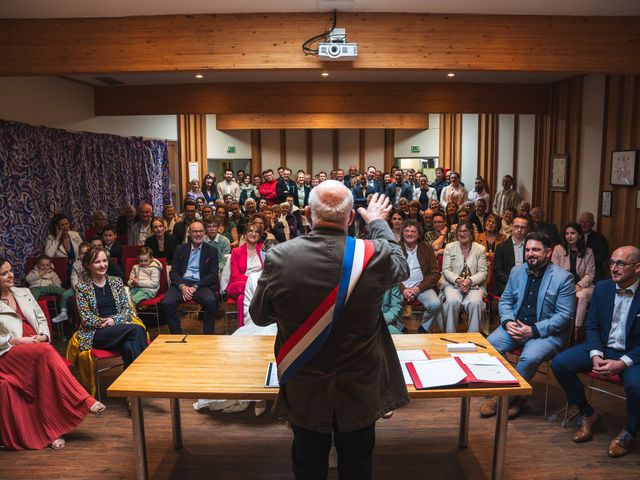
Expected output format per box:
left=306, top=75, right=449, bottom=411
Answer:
left=226, top=224, right=264, bottom=327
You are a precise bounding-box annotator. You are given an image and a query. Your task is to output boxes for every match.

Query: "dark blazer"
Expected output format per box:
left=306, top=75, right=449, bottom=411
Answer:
left=351, top=182, right=370, bottom=209
left=365, top=178, right=383, bottom=195
left=585, top=229, right=610, bottom=280
left=105, top=242, right=122, bottom=263
left=276, top=179, right=298, bottom=204
left=585, top=280, right=640, bottom=365
left=251, top=220, right=410, bottom=433
left=493, top=238, right=525, bottom=295
left=116, top=215, right=140, bottom=235
left=533, top=222, right=561, bottom=245
left=144, top=234, right=177, bottom=265
left=169, top=241, right=219, bottom=290
left=172, top=219, right=194, bottom=245
left=291, top=184, right=311, bottom=208
left=384, top=181, right=413, bottom=204
left=469, top=213, right=485, bottom=233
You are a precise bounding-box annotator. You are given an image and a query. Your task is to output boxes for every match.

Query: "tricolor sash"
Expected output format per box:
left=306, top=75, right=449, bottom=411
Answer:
left=276, top=236, right=375, bottom=385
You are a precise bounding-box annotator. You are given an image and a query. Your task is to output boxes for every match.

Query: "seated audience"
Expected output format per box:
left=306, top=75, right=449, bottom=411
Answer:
left=422, top=209, right=435, bottom=236
left=279, top=202, right=297, bottom=240
left=215, top=204, right=239, bottom=248
left=493, top=215, right=530, bottom=295
left=87, top=237, right=125, bottom=280
left=440, top=171, right=468, bottom=208
left=195, top=197, right=206, bottom=218
left=264, top=207, right=287, bottom=243
left=229, top=201, right=246, bottom=237
left=144, top=217, right=176, bottom=265
left=578, top=211, right=610, bottom=281
left=469, top=198, right=488, bottom=233
left=249, top=213, right=277, bottom=243
left=75, top=247, right=147, bottom=368
left=444, top=201, right=459, bottom=228
left=84, top=210, right=108, bottom=239
left=201, top=205, right=214, bottom=220
left=44, top=213, right=83, bottom=270
left=475, top=214, right=506, bottom=259
left=0, top=255, right=105, bottom=451
left=162, top=204, right=180, bottom=235
left=101, top=225, right=122, bottom=264
left=161, top=222, right=219, bottom=335
left=172, top=199, right=198, bottom=245
left=531, top=206, right=561, bottom=245
left=425, top=211, right=456, bottom=256
left=201, top=174, right=218, bottom=206
left=481, top=232, right=574, bottom=419
left=501, top=206, right=516, bottom=238
left=203, top=216, right=231, bottom=273
left=116, top=205, right=139, bottom=235
left=70, top=242, right=91, bottom=290
left=428, top=198, right=442, bottom=212
left=551, top=246, right=640, bottom=458
left=454, top=207, right=478, bottom=235
left=399, top=221, right=441, bottom=333
left=226, top=224, right=264, bottom=327
left=382, top=285, right=404, bottom=334
left=186, top=179, right=205, bottom=202
left=127, top=247, right=162, bottom=306
left=398, top=197, right=410, bottom=217
left=407, top=200, right=422, bottom=223
left=243, top=197, right=258, bottom=217
left=128, top=203, right=154, bottom=246
left=388, top=208, right=405, bottom=243
left=517, top=201, right=531, bottom=217
left=440, top=221, right=487, bottom=333
left=551, top=222, right=596, bottom=338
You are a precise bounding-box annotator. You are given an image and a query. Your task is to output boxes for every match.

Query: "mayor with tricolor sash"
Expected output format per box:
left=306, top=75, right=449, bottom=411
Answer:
left=251, top=180, right=410, bottom=480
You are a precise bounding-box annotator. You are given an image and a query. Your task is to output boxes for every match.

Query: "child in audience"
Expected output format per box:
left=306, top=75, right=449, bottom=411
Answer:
left=26, top=255, right=75, bottom=323
left=70, top=242, right=91, bottom=289
left=101, top=224, right=122, bottom=263
left=127, top=247, right=162, bottom=305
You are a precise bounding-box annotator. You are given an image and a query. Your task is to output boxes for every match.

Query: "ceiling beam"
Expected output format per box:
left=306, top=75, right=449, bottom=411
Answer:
left=0, top=13, right=639, bottom=75
left=215, top=113, right=429, bottom=129
left=94, top=82, right=547, bottom=115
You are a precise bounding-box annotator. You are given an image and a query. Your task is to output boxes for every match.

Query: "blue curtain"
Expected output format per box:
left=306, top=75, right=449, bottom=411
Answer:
left=0, top=119, right=170, bottom=279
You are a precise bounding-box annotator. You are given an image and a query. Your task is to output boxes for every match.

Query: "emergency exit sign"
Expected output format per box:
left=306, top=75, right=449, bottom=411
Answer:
left=226, top=146, right=236, bottom=153
left=411, top=145, right=420, bottom=153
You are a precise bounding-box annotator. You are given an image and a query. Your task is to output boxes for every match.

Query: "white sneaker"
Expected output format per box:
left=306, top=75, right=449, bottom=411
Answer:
left=52, top=311, right=68, bottom=324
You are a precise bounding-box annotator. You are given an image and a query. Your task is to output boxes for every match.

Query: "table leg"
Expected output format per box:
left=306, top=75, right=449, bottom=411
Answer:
left=170, top=398, right=183, bottom=449
left=491, top=396, right=509, bottom=480
left=130, top=397, right=148, bottom=480
left=458, top=397, right=470, bottom=448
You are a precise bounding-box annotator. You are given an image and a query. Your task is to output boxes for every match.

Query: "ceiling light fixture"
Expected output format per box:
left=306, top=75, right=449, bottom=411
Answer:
left=195, top=74, right=204, bottom=79
left=447, top=72, right=456, bottom=78
left=321, top=72, right=330, bottom=77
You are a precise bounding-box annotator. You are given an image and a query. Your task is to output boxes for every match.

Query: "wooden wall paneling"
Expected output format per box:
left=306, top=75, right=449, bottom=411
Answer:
left=4, top=14, right=640, bottom=75
left=95, top=82, right=547, bottom=116
left=439, top=113, right=462, bottom=173
left=177, top=114, right=207, bottom=202
left=384, top=129, right=395, bottom=173
left=359, top=130, right=367, bottom=173
left=279, top=130, right=286, bottom=168
left=250, top=130, right=262, bottom=177
left=332, top=129, right=339, bottom=171
left=216, top=113, right=429, bottom=130
left=477, top=114, right=499, bottom=197
left=600, top=75, right=640, bottom=249
left=512, top=115, right=520, bottom=182
left=306, top=130, right=313, bottom=175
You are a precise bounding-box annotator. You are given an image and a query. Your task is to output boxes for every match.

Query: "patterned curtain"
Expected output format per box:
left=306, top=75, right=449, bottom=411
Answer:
left=0, top=119, right=170, bottom=279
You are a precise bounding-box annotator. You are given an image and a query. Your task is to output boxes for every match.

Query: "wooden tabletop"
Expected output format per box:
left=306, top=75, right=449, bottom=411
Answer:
left=107, top=333, right=532, bottom=399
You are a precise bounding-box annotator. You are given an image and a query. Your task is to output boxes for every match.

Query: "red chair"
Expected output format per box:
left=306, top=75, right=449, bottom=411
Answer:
left=125, top=257, right=168, bottom=334
left=90, top=348, right=124, bottom=402
left=121, top=245, right=143, bottom=264
left=37, top=298, right=73, bottom=368
left=116, top=234, right=129, bottom=246
left=26, top=256, right=69, bottom=338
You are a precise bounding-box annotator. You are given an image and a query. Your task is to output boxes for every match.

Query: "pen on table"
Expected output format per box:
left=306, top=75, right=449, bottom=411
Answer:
left=165, top=334, right=188, bottom=343
left=440, top=337, right=486, bottom=349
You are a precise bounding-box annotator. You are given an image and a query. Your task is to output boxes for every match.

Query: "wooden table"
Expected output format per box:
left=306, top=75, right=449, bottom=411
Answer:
left=108, top=333, right=531, bottom=480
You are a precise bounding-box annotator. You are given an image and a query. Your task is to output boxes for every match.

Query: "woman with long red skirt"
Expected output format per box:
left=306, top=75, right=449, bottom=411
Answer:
left=0, top=255, right=105, bottom=450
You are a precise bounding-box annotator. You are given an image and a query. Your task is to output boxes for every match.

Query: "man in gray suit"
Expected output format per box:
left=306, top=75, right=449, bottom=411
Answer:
left=251, top=180, right=409, bottom=480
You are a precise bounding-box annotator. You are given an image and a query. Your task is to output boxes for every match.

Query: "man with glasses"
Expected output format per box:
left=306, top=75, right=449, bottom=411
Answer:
left=552, top=246, right=640, bottom=458
left=493, top=215, right=530, bottom=296
left=481, top=232, right=575, bottom=419
left=161, top=221, right=219, bottom=335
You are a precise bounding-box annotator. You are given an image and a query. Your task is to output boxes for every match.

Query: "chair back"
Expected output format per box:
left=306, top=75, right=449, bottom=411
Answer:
left=37, top=298, right=53, bottom=334
left=121, top=244, right=143, bottom=264
left=24, top=256, right=68, bottom=285
left=116, top=234, right=129, bottom=246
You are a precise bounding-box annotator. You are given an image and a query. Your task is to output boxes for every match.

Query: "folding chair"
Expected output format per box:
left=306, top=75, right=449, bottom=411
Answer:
left=125, top=257, right=168, bottom=334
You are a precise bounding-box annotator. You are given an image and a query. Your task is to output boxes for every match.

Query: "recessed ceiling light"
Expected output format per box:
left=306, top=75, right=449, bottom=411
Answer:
left=321, top=72, right=330, bottom=77
left=447, top=72, right=456, bottom=78
left=195, top=74, right=204, bottom=79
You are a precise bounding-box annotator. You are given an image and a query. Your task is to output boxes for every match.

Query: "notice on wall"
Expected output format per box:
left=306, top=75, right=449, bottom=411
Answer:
left=188, top=162, right=199, bottom=182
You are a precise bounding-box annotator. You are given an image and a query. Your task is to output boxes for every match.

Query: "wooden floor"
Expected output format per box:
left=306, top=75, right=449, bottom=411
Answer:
left=3, top=311, right=640, bottom=479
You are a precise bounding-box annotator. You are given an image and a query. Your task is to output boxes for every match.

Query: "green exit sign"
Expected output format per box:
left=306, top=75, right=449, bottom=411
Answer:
left=411, top=145, right=420, bottom=153
left=226, top=145, right=236, bottom=153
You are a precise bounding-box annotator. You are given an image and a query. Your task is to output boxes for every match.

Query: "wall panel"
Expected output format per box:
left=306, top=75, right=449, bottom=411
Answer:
left=260, top=130, right=281, bottom=172
left=439, top=113, right=462, bottom=173
left=285, top=129, right=307, bottom=174
left=460, top=114, right=479, bottom=189
left=312, top=130, right=333, bottom=175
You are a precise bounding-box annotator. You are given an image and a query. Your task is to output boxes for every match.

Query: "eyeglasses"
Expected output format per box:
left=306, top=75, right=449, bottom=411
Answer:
left=609, top=260, right=637, bottom=269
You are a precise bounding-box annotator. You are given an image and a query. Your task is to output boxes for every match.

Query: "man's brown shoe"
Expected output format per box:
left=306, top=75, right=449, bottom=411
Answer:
left=573, top=412, right=601, bottom=443
left=508, top=396, right=527, bottom=419
left=608, top=430, right=634, bottom=458
left=480, top=397, right=497, bottom=418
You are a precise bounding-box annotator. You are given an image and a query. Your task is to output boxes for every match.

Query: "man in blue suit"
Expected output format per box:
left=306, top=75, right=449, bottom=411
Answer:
left=480, top=232, right=575, bottom=418
left=384, top=169, right=413, bottom=207
left=161, top=221, right=219, bottom=334
left=552, top=246, right=640, bottom=458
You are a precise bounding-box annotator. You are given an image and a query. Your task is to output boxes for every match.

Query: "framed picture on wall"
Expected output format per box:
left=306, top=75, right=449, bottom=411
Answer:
left=550, top=154, right=568, bottom=191
left=610, top=150, right=637, bottom=186
left=601, top=191, right=612, bottom=217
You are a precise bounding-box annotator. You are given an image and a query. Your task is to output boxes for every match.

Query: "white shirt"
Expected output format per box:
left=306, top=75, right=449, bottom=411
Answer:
left=404, top=245, right=424, bottom=289
left=138, top=224, right=150, bottom=244
left=590, top=279, right=639, bottom=367
left=468, top=190, right=491, bottom=208
left=513, top=239, right=525, bottom=266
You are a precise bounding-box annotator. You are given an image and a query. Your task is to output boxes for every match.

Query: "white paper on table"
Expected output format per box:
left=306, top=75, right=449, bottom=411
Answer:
left=409, top=358, right=468, bottom=389
left=265, top=362, right=280, bottom=388
left=458, top=355, right=517, bottom=383
left=397, top=349, right=430, bottom=385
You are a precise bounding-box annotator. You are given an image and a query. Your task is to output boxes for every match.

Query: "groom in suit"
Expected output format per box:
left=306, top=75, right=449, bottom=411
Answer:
left=480, top=231, right=575, bottom=418
left=552, top=246, right=640, bottom=457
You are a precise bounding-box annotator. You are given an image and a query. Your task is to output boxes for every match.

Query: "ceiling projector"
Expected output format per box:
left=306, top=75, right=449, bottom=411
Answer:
left=317, top=27, right=358, bottom=60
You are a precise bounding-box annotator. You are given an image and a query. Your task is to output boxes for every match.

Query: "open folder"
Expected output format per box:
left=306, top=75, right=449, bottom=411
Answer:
left=406, top=354, right=519, bottom=389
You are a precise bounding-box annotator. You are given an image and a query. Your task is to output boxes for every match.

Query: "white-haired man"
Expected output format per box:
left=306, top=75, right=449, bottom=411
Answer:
left=251, top=180, right=409, bottom=479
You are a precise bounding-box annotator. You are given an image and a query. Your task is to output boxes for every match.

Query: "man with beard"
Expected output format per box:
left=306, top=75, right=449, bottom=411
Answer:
left=480, top=232, right=575, bottom=419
